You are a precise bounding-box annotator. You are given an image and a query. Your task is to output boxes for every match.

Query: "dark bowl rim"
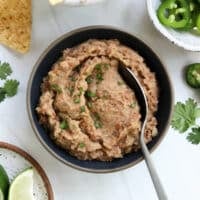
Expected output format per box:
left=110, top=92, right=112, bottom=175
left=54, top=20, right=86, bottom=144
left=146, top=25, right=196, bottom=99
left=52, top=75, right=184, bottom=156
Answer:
left=27, top=25, right=174, bottom=173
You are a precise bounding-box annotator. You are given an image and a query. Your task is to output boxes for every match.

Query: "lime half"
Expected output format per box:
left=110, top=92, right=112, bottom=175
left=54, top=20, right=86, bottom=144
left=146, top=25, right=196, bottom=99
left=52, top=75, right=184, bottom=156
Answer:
left=0, top=164, right=9, bottom=200
left=8, top=168, right=35, bottom=200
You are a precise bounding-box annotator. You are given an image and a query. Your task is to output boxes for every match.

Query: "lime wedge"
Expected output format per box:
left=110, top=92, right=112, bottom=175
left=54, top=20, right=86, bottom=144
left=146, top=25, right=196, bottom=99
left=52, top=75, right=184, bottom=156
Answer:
left=0, top=164, right=9, bottom=200
left=8, top=168, right=35, bottom=200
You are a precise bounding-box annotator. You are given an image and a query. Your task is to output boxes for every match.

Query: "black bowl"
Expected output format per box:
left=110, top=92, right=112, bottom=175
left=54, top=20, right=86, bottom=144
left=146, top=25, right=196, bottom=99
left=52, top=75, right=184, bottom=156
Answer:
left=27, top=26, right=173, bottom=173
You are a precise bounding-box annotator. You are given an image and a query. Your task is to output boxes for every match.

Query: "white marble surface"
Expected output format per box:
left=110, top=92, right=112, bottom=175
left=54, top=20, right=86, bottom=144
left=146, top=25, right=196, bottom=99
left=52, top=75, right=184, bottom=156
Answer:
left=0, top=0, right=200, bottom=199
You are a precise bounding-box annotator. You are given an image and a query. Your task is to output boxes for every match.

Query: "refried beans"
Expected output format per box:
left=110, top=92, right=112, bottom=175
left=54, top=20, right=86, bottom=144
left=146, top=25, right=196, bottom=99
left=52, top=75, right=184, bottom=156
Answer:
left=36, top=39, right=159, bottom=161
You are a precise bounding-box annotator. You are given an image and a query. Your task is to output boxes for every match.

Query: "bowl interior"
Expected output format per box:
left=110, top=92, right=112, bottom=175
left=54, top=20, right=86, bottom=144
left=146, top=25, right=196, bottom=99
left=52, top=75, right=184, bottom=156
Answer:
left=28, top=27, right=173, bottom=172
left=147, top=0, right=200, bottom=51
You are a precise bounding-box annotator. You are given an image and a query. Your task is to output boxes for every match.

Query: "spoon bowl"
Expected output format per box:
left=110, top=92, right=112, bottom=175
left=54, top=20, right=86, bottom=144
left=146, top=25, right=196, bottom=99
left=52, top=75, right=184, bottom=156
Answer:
left=118, top=63, right=167, bottom=200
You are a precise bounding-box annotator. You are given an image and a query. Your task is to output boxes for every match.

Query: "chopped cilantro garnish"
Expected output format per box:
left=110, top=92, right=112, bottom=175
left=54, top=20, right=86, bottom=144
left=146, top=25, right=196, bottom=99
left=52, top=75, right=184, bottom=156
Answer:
left=60, top=120, right=69, bottom=130
left=51, top=84, right=62, bottom=93
left=117, top=81, right=124, bottom=85
left=94, top=120, right=102, bottom=129
left=79, top=142, right=85, bottom=148
left=129, top=102, right=136, bottom=108
left=86, top=75, right=93, bottom=84
left=73, top=97, right=80, bottom=104
left=96, top=73, right=103, bottom=81
left=68, top=86, right=74, bottom=95
left=80, top=105, right=85, bottom=113
left=95, top=64, right=102, bottom=71
left=87, top=102, right=92, bottom=108
left=85, top=90, right=96, bottom=98
left=78, top=87, right=83, bottom=96
left=93, top=113, right=102, bottom=129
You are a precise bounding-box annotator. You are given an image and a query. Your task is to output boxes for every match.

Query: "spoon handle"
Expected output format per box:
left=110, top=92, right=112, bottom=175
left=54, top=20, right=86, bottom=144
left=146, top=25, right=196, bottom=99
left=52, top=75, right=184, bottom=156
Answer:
left=140, top=136, right=168, bottom=200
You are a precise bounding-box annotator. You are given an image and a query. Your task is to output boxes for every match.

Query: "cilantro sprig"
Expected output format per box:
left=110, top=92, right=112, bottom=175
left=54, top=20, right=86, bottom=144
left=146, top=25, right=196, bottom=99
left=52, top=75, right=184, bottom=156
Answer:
left=4, top=80, right=19, bottom=97
left=0, top=62, right=12, bottom=80
left=187, top=128, right=200, bottom=144
left=171, top=98, right=200, bottom=144
left=0, top=61, right=19, bottom=103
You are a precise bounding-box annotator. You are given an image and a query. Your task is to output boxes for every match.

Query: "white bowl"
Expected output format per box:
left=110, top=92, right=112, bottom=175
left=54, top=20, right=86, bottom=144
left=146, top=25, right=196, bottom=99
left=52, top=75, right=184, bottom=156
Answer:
left=147, top=0, right=200, bottom=51
left=50, top=0, right=105, bottom=6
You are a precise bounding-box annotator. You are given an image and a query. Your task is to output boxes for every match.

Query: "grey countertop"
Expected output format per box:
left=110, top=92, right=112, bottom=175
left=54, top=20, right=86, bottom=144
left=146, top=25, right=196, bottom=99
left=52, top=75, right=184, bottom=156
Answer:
left=0, top=0, right=200, bottom=199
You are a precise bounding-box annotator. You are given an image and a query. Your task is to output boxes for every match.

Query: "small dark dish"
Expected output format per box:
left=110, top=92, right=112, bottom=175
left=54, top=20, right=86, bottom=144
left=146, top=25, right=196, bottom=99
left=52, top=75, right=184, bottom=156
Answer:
left=27, top=26, right=173, bottom=173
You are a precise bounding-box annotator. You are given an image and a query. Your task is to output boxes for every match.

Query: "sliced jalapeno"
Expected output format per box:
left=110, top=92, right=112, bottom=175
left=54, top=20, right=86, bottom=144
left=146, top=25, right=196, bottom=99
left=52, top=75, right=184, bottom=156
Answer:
left=179, top=9, right=198, bottom=31
left=157, top=0, right=190, bottom=28
left=157, top=0, right=200, bottom=36
left=186, top=63, right=200, bottom=88
left=196, top=14, right=200, bottom=29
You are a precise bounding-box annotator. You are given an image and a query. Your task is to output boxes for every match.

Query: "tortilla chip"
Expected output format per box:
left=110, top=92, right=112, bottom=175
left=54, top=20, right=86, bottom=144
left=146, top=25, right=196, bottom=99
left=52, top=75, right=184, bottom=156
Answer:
left=0, top=0, right=32, bottom=53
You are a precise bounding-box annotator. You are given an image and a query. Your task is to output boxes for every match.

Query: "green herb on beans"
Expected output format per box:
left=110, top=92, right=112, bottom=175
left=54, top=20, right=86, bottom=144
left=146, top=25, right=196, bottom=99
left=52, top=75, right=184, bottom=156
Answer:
left=51, top=84, right=62, bottom=93
left=73, top=97, right=80, bottom=104
left=117, top=81, right=124, bottom=86
left=80, top=105, right=85, bottom=113
left=0, top=62, right=12, bottom=80
left=171, top=98, right=200, bottom=144
left=79, top=87, right=84, bottom=93
left=95, top=64, right=102, bottom=71
left=93, top=113, right=102, bottom=129
left=96, top=73, right=103, bottom=82
left=0, top=61, right=19, bottom=103
left=60, top=120, right=69, bottom=130
left=87, top=102, right=92, bottom=108
left=85, top=90, right=96, bottom=98
left=86, top=75, right=93, bottom=84
left=94, top=64, right=104, bottom=83
left=68, top=86, right=74, bottom=95
left=129, top=102, right=136, bottom=108
left=73, top=87, right=84, bottom=101
left=95, top=63, right=109, bottom=71
left=79, top=142, right=85, bottom=148
left=94, top=120, right=102, bottom=129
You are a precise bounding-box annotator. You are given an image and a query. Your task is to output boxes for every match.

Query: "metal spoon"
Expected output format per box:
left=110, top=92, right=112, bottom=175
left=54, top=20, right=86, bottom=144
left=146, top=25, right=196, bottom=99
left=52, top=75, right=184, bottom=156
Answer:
left=118, top=64, right=168, bottom=200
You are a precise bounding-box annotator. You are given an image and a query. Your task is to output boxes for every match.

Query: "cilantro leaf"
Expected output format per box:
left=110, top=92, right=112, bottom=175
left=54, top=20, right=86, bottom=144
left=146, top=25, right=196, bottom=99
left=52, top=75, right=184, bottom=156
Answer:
left=0, top=88, right=6, bottom=102
left=86, top=75, right=93, bottom=84
left=0, top=62, right=12, bottom=80
left=60, top=120, right=69, bottom=130
left=80, top=105, right=85, bottom=113
left=78, top=142, right=85, bottom=148
left=171, top=98, right=200, bottom=133
left=51, top=84, right=62, bottom=94
left=3, top=79, right=19, bottom=97
left=85, top=90, right=96, bottom=98
left=187, top=127, right=200, bottom=144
